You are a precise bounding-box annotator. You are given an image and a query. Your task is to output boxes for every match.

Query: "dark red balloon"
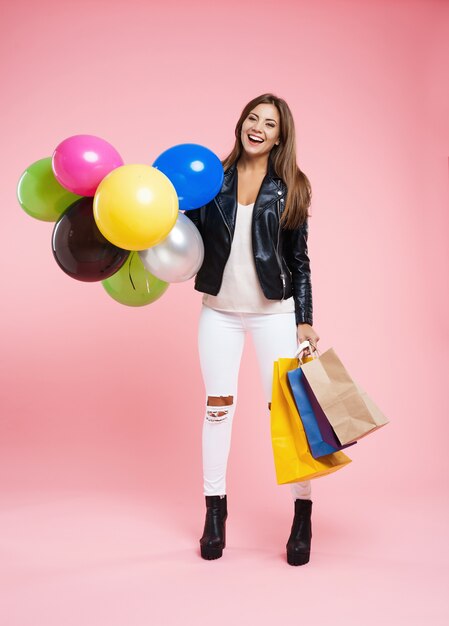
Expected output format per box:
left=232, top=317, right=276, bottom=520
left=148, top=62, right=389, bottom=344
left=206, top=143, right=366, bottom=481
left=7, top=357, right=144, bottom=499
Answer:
left=51, top=197, right=129, bottom=282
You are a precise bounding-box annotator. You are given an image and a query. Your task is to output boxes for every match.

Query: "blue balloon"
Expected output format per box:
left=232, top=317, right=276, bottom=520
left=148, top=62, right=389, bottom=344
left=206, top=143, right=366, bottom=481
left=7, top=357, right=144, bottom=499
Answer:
left=152, top=143, right=224, bottom=211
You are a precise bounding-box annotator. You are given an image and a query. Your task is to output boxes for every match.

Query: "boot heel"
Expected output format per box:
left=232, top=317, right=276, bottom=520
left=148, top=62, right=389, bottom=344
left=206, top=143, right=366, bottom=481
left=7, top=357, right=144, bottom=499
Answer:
left=201, top=545, right=223, bottom=560
left=200, top=519, right=226, bottom=559
left=287, top=549, right=310, bottom=566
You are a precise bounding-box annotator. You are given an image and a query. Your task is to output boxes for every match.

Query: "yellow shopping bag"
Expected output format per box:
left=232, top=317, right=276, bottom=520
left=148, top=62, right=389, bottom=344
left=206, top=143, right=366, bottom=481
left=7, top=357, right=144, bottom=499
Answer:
left=271, top=357, right=353, bottom=485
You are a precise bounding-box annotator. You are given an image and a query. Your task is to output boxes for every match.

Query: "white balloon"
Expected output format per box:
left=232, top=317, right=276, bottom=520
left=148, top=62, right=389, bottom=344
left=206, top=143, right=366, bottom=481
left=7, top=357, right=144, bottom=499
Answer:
left=138, top=211, right=204, bottom=282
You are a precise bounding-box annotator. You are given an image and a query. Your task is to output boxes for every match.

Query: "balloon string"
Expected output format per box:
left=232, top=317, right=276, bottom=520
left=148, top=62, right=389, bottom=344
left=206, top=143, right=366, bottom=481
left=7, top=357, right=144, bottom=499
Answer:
left=128, top=254, right=136, bottom=291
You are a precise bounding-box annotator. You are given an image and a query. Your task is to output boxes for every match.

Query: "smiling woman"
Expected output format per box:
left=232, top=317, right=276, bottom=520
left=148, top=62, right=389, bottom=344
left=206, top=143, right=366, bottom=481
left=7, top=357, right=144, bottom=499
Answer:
left=185, top=92, right=320, bottom=566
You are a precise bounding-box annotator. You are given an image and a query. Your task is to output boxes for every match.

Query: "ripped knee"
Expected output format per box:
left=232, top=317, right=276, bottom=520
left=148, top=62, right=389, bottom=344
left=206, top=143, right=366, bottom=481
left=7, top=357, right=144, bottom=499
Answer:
left=206, top=395, right=234, bottom=423
left=268, top=402, right=271, bottom=411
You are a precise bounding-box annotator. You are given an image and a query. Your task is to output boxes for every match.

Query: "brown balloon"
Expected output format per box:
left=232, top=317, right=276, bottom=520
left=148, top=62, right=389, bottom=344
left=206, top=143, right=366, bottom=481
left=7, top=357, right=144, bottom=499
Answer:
left=51, top=197, right=130, bottom=282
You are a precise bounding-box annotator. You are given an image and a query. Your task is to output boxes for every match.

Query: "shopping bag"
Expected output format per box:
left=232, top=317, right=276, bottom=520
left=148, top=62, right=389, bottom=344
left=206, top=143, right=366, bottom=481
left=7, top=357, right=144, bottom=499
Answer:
left=270, top=356, right=352, bottom=485
left=300, top=346, right=389, bottom=445
left=287, top=365, right=357, bottom=458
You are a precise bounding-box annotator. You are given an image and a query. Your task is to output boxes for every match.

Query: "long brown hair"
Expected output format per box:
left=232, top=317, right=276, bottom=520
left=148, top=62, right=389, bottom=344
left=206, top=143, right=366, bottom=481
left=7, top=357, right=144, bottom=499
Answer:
left=221, top=93, right=311, bottom=229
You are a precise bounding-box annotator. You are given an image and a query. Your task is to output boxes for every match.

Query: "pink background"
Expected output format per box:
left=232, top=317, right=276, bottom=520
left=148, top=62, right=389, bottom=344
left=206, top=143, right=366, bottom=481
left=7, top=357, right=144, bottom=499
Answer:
left=1, top=0, right=448, bottom=624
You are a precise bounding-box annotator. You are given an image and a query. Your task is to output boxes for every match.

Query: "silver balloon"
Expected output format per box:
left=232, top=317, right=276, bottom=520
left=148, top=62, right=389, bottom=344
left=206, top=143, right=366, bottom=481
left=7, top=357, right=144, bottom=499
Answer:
left=138, top=211, right=204, bottom=282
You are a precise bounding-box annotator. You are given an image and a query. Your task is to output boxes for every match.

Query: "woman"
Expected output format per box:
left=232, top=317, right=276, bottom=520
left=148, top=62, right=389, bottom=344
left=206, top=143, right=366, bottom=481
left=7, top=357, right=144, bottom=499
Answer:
left=185, top=93, right=320, bottom=565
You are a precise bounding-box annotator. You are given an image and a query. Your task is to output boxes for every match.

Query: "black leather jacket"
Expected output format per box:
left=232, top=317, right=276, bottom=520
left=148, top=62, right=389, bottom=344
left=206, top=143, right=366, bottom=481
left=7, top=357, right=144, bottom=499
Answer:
left=185, top=158, right=313, bottom=326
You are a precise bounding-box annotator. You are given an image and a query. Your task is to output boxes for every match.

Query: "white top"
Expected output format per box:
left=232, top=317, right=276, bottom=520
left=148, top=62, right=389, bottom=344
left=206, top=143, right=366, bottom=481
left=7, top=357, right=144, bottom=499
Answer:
left=202, top=202, right=295, bottom=314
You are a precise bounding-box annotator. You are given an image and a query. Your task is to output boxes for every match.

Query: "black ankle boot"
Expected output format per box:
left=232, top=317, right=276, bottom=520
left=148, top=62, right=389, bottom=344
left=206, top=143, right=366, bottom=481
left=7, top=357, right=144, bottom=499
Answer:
left=199, top=495, right=228, bottom=560
left=286, top=498, right=312, bottom=566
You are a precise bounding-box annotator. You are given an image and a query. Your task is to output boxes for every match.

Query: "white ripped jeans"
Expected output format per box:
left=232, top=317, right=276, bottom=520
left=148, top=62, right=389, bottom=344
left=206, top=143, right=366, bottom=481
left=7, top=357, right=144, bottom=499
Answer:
left=198, top=304, right=312, bottom=501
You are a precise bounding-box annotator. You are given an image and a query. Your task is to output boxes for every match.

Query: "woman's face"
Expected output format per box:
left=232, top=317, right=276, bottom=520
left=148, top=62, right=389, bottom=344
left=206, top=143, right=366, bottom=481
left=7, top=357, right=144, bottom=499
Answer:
left=240, top=103, right=281, bottom=156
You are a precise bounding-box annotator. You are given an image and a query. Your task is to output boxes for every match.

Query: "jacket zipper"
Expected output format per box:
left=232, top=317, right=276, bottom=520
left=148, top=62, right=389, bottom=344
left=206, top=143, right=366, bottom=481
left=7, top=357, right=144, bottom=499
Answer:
left=275, top=199, right=286, bottom=300
left=214, top=197, right=232, bottom=243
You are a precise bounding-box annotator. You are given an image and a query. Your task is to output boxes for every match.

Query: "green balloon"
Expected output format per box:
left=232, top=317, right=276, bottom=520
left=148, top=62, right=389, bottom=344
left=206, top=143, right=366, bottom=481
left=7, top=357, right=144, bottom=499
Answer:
left=17, top=157, right=82, bottom=222
left=102, top=252, right=169, bottom=306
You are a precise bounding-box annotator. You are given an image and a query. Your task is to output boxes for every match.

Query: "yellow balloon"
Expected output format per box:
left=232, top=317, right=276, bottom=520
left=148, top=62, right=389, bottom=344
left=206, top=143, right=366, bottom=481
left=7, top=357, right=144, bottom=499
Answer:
left=93, top=164, right=179, bottom=250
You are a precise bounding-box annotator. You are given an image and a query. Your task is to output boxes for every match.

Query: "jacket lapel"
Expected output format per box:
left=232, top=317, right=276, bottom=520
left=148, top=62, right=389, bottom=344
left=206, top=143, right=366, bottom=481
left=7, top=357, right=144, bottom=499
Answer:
left=214, top=162, right=238, bottom=234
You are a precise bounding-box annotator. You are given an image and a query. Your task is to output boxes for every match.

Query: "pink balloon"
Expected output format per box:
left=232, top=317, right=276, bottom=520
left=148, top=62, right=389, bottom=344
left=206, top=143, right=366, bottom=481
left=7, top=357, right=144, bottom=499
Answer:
left=52, top=134, right=124, bottom=196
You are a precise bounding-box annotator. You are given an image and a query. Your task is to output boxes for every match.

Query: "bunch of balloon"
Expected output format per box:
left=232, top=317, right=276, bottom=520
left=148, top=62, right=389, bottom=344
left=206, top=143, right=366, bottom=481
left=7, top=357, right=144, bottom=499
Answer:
left=17, top=137, right=224, bottom=306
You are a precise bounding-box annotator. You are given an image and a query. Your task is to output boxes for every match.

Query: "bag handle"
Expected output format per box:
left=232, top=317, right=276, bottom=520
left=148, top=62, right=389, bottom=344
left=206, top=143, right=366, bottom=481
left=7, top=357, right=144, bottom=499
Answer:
left=294, top=340, right=320, bottom=363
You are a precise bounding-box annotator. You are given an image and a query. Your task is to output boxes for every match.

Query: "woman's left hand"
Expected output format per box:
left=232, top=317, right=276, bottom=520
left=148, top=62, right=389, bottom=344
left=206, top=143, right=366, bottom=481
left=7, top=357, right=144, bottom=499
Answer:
left=297, top=323, right=320, bottom=356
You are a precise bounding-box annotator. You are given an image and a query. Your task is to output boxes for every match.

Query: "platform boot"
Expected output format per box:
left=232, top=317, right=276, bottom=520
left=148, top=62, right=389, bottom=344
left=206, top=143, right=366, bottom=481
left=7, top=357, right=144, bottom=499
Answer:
left=199, top=495, right=228, bottom=560
left=286, top=498, right=312, bottom=566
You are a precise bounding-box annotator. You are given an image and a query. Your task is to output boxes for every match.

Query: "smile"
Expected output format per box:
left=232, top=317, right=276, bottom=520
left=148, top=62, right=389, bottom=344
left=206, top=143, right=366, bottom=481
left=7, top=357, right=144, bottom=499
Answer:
left=248, top=134, right=264, bottom=144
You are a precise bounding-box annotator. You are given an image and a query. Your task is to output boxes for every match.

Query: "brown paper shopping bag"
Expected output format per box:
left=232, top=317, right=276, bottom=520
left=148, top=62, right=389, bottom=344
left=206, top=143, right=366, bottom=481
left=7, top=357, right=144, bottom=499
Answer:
left=300, top=347, right=389, bottom=445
